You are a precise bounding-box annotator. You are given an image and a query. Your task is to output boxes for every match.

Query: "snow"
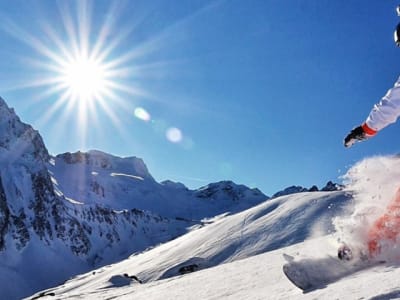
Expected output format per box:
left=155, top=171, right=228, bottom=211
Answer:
left=110, top=173, right=144, bottom=181
left=27, top=155, right=400, bottom=300
left=27, top=236, right=400, bottom=300
left=26, top=191, right=351, bottom=299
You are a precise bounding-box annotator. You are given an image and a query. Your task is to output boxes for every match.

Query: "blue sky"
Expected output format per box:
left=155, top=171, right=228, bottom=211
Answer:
left=0, top=0, right=400, bottom=196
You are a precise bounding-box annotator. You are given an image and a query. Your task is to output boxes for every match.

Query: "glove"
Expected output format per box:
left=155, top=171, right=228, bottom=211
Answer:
left=344, top=123, right=377, bottom=148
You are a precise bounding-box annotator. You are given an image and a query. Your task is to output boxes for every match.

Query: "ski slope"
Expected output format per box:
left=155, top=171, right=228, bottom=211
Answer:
left=27, top=190, right=351, bottom=299
left=28, top=155, right=400, bottom=300
left=27, top=236, right=400, bottom=300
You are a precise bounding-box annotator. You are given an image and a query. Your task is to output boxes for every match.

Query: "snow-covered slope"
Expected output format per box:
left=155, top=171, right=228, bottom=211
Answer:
left=31, top=236, right=399, bottom=300
left=30, top=154, right=400, bottom=300
left=122, top=190, right=349, bottom=283
left=28, top=190, right=352, bottom=299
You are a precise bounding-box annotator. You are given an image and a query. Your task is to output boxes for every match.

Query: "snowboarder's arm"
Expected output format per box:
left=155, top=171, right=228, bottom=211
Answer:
left=364, top=76, right=400, bottom=132
left=344, top=76, right=400, bottom=147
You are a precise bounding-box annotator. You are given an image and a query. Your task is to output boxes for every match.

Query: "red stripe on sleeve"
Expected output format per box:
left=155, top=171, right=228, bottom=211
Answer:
left=362, top=123, right=378, bottom=136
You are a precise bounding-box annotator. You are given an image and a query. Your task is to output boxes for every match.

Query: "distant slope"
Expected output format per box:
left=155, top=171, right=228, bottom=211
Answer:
left=50, top=151, right=268, bottom=219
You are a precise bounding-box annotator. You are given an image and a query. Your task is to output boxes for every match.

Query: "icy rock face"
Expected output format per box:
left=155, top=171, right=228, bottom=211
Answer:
left=0, top=97, right=58, bottom=250
left=0, top=97, right=49, bottom=164
left=0, top=98, right=83, bottom=252
left=0, top=177, right=10, bottom=250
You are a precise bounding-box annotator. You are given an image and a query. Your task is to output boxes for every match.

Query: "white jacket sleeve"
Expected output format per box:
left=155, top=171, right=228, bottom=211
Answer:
left=365, top=76, right=400, bottom=132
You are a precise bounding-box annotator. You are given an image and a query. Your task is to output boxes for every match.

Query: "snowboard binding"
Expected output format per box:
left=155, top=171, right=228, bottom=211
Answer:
left=338, top=244, right=353, bottom=261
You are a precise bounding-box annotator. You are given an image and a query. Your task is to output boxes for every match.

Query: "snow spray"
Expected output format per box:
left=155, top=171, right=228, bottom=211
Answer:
left=333, top=155, right=400, bottom=260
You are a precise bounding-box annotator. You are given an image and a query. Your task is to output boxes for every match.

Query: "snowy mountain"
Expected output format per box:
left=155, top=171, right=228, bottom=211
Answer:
left=27, top=155, right=400, bottom=300
left=0, top=97, right=195, bottom=299
left=49, top=152, right=267, bottom=219
left=0, top=97, right=268, bottom=300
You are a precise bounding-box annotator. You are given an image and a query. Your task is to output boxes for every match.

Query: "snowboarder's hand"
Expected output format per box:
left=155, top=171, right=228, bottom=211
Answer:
left=344, top=124, right=377, bottom=148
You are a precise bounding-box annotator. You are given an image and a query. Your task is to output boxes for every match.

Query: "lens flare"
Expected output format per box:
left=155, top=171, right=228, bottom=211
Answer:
left=134, top=107, right=151, bottom=122
left=166, top=127, right=183, bottom=143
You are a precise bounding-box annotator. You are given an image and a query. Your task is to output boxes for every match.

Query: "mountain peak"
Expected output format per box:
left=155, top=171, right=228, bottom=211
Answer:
left=0, top=97, right=49, bottom=164
left=55, top=150, right=153, bottom=180
left=0, top=96, right=7, bottom=107
left=195, top=180, right=267, bottom=202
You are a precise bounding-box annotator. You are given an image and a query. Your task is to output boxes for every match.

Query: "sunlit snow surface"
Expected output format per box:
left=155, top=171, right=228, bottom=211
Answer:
left=27, top=191, right=352, bottom=299
left=28, top=155, right=400, bottom=300
left=34, top=238, right=399, bottom=300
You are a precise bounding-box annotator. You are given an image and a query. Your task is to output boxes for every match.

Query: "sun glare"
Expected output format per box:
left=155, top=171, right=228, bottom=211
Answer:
left=0, top=1, right=149, bottom=148
left=0, top=0, right=202, bottom=149
left=61, top=55, right=107, bottom=102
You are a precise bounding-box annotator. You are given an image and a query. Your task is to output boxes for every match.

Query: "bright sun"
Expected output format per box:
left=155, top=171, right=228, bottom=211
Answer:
left=2, top=1, right=166, bottom=149
left=61, top=55, right=107, bottom=103
left=0, top=0, right=145, bottom=149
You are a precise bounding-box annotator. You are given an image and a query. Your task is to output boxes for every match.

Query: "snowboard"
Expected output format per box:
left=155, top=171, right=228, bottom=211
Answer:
left=282, top=254, right=383, bottom=292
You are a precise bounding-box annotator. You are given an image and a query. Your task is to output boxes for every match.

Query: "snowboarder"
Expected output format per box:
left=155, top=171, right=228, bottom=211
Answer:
left=342, top=76, right=400, bottom=260
left=340, top=6, right=400, bottom=260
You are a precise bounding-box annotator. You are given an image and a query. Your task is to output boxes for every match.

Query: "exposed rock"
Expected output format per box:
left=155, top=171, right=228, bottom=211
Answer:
left=321, top=181, right=342, bottom=191
left=272, top=186, right=308, bottom=198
